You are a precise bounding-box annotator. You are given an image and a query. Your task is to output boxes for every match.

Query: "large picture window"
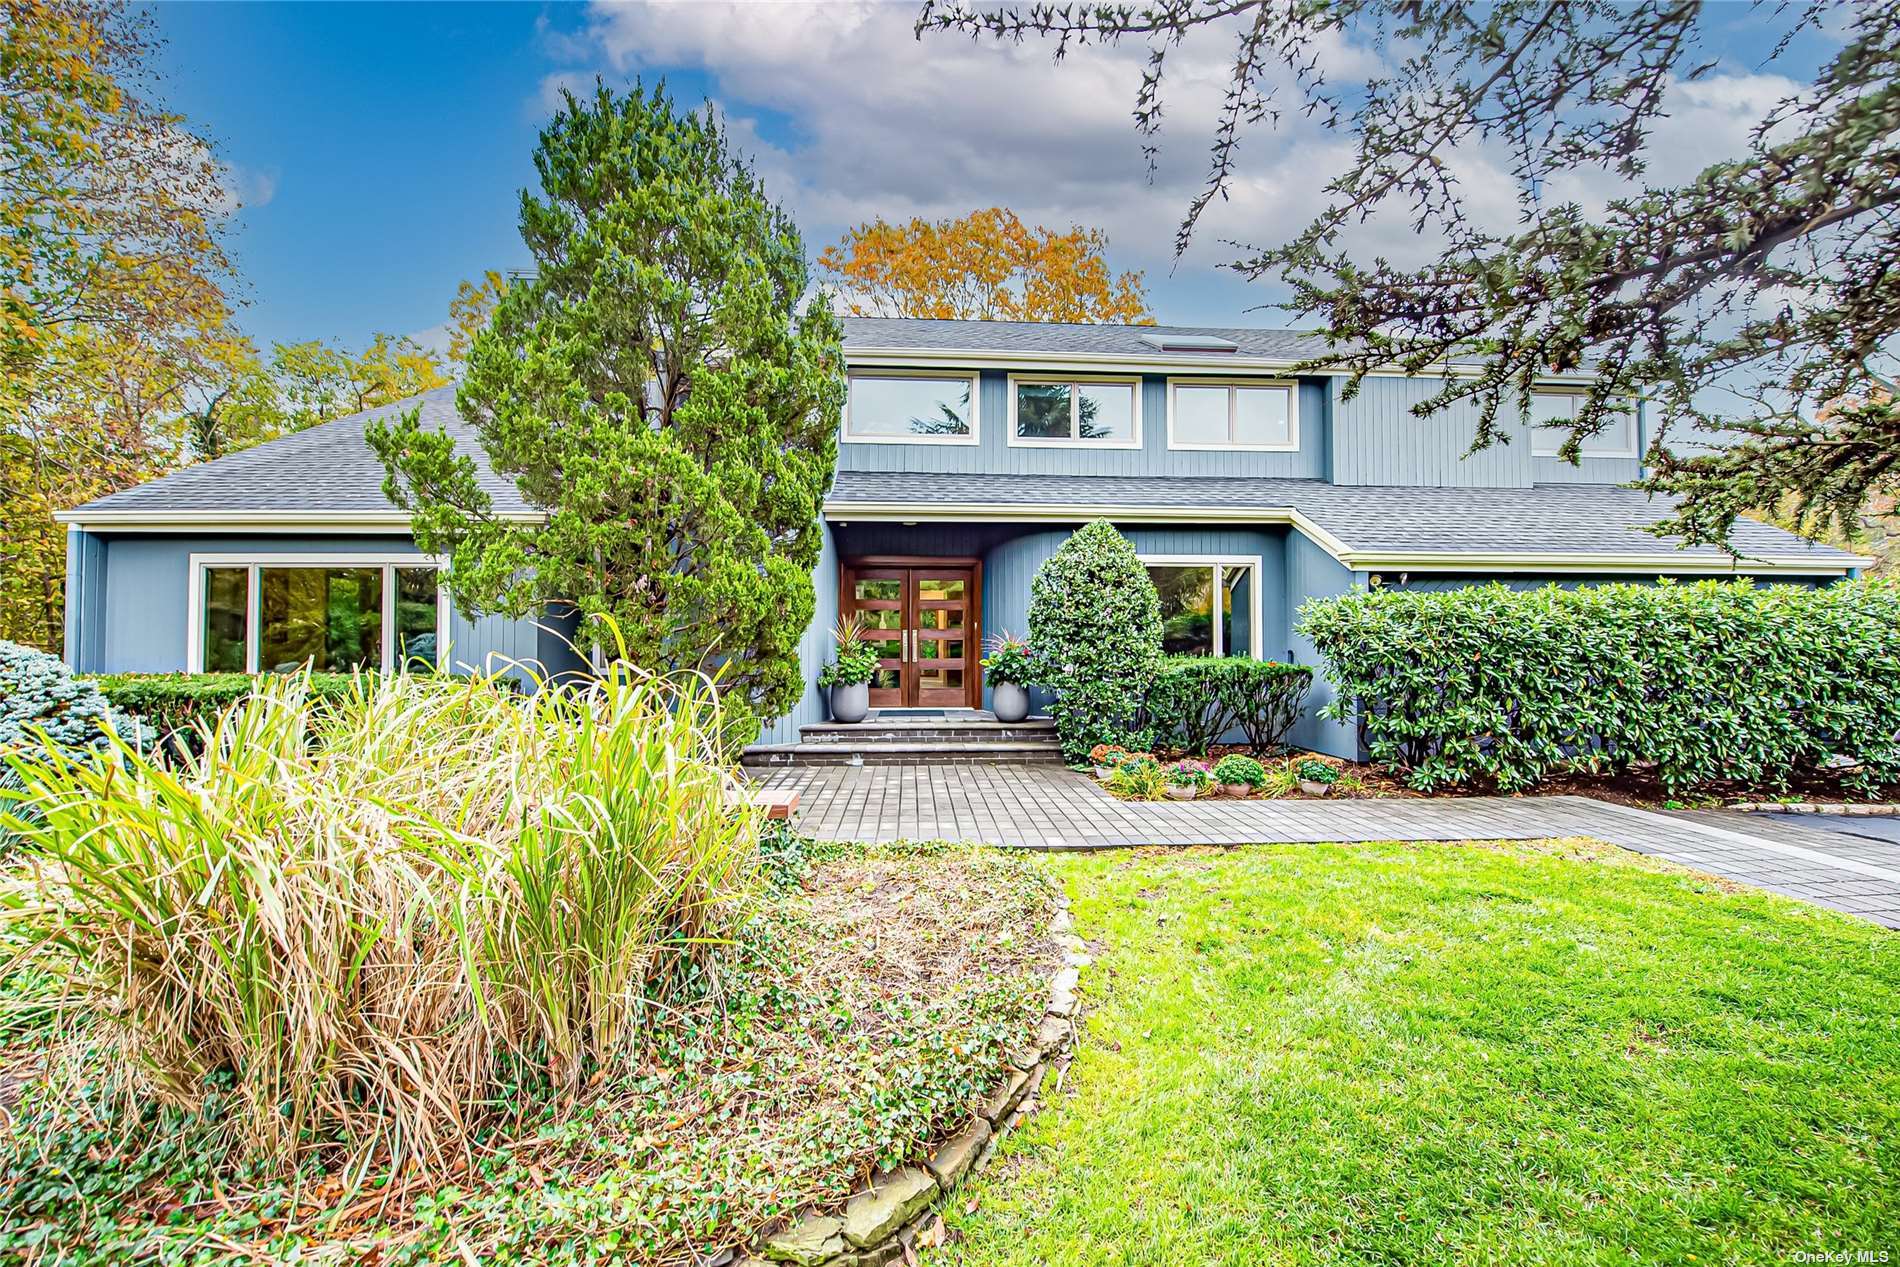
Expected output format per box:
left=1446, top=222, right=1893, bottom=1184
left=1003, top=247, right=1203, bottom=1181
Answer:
left=843, top=372, right=979, bottom=444
left=1139, top=556, right=1262, bottom=657
left=1167, top=379, right=1297, bottom=451
left=1528, top=390, right=1636, bottom=458
left=189, top=556, right=444, bottom=673
left=1008, top=376, right=1140, bottom=447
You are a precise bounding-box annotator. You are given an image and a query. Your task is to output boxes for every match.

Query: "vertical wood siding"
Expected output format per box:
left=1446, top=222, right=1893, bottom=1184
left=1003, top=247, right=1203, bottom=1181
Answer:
left=63, top=528, right=107, bottom=671
left=759, top=522, right=838, bottom=745
left=1285, top=530, right=1362, bottom=758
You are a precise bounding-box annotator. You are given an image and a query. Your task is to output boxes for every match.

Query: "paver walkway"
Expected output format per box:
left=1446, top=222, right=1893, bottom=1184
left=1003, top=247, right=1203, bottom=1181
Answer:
left=754, top=763, right=1900, bottom=928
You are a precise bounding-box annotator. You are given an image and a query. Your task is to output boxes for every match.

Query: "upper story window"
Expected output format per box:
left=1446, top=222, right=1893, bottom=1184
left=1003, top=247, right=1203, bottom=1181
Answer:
left=1528, top=390, right=1636, bottom=458
left=843, top=372, right=979, bottom=445
left=1167, top=379, right=1298, bottom=451
left=191, top=555, right=444, bottom=674
left=1008, top=376, right=1141, bottom=448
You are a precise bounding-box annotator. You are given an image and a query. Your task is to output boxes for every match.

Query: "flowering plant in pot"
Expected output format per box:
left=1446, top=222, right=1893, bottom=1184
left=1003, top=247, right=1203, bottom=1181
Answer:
left=1088, top=742, right=1129, bottom=779
left=982, top=630, right=1035, bottom=723
left=817, top=616, right=880, bottom=723
left=1296, top=757, right=1341, bottom=796
left=1164, top=758, right=1211, bottom=800
left=1211, top=753, right=1267, bottom=798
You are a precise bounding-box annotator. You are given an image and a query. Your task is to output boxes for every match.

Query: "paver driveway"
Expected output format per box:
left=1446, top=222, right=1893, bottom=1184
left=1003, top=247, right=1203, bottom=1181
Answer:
left=754, top=763, right=1900, bottom=928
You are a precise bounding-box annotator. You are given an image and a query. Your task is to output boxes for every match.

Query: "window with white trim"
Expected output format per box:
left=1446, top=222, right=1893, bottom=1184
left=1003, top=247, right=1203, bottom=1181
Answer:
left=1167, top=379, right=1297, bottom=450
left=843, top=372, right=979, bottom=443
left=193, top=558, right=444, bottom=673
left=1138, top=556, right=1262, bottom=657
left=1009, top=376, right=1140, bottom=447
left=1528, top=390, right=1636, bottom=458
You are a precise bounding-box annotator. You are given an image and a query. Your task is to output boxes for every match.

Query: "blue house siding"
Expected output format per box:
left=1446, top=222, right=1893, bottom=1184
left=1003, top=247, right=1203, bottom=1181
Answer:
left=758, top=521, right=838, bottom=746
left=839, top=371, right=1328, bottom=481
left=1330, top=375, right=1536, bottom=488
left=1284, top=529, right=1362, bottom=758
left=69, top=531, right=563, bottom=686
left=62, top=527, right=106, bottom=672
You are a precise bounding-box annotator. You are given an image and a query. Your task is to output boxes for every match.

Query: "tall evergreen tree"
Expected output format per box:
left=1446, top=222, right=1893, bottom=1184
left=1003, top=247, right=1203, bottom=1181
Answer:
left=371, top=83, right=845, bottom=746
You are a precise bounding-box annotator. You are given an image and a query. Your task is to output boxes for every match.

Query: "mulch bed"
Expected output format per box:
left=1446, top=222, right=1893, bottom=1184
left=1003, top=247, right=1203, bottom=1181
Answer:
left=1195, top=745, right=1900, bottom=809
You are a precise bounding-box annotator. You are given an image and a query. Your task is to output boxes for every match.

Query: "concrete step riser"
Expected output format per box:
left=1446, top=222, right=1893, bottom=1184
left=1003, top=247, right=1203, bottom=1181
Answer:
left=801, top=729, right=1054, bottom=744
left=743, top=751, right=1067, bottom=768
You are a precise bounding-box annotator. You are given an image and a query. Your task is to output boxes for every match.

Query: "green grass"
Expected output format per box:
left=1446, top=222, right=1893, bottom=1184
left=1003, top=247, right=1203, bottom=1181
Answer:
left=947, top=840, right=1900, bottom=1266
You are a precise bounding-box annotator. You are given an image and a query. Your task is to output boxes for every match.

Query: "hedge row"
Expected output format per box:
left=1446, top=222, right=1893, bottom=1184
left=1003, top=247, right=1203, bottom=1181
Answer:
left=1140, top=656, right=1312, bottom=754
left=1296, top=579, right=1900, bottom=792
left=87, top=672, right=363, bottom=744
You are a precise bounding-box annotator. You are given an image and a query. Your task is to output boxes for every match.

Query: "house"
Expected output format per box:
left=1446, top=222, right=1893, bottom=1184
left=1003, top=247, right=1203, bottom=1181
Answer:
left=55, top=317, right=1869, bottom=759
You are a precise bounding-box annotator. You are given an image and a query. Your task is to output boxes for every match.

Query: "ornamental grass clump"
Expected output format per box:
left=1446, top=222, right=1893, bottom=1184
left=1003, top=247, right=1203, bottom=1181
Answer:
left=0, top=663, right=755, bottom=1174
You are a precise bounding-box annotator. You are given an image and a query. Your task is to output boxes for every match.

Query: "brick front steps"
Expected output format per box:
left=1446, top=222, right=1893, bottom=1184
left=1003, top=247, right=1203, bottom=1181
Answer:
left=719, top=894, right=1085, bottom=1267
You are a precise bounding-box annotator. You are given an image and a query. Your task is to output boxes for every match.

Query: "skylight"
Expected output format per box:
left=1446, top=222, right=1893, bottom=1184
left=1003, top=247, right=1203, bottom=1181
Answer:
left=1139, top=332, right=1239, bottom=353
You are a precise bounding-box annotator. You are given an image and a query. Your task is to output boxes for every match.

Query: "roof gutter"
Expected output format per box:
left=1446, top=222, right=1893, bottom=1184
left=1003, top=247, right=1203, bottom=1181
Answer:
left=821, top=499, right=1868, bottom=576
left=54, top=509, right=548, bottom=532
left=844, top=345, right=1603, bottom=385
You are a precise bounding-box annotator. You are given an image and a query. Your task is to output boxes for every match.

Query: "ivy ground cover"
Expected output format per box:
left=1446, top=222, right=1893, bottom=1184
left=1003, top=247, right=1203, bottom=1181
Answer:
left=946, top=842, right=1899, bottom=1265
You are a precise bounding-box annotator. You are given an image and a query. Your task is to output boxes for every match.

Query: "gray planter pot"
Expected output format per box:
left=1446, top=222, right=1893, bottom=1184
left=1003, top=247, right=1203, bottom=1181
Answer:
left=829, top=681, right=870, bottom=724
left=991, top=681, right=1030, bottom=723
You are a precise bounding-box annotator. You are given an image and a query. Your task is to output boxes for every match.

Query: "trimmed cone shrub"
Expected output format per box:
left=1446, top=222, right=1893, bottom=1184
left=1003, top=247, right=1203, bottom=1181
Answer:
left=1028, top=520, right=1162, bottom=760
left=1298, top=578, right=1900, bottom=793
left=1140, top=656, right=1313, bottom=754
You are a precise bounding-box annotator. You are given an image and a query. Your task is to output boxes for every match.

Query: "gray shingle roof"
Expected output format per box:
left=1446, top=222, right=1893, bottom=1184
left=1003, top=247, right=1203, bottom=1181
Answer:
left=840, top=316, right=1343, bottom=361
left=68, top=386, right=535, bottom=517
left=826, top=471, right=1865, bottom=569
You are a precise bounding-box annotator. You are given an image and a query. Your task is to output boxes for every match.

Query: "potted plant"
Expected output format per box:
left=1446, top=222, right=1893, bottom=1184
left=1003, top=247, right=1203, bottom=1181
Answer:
left=1211, top=753, right=1267, bottom=798
left=1164, top=758, right=1211, bottom=800
left=1106, top=753, right=1165, bottom=800
left=818, top=616, right=880, bottom=724
left=1088, top=743, right=1129, bottom=779
left=982, top=630, right=1035, bottom=723
left=1296, top=757, right=1341, bottom=797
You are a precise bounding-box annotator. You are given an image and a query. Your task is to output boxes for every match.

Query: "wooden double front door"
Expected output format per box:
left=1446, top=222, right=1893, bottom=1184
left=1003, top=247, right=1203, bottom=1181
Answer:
left=841, top=557, right=982, bottom=708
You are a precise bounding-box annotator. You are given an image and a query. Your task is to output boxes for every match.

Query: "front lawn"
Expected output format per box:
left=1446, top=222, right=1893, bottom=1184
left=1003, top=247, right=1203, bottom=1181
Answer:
left=947, top=840, right=1900, bottom=1266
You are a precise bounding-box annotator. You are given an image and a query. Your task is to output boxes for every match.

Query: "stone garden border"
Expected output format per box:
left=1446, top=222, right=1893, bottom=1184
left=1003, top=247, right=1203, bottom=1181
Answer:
left=728, top=892, right=1087, bottom=1267
left=1728, top=801, right=1900, bottom=817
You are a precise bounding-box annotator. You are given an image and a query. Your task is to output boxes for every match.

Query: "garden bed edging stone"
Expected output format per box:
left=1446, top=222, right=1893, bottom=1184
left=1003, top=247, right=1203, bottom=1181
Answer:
left=744, top=892, right=1083, bottom=1267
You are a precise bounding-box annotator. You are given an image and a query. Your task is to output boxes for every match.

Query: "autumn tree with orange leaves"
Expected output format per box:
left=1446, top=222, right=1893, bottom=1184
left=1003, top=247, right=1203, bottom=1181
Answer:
left=818, top=208, right=1151, bottom=324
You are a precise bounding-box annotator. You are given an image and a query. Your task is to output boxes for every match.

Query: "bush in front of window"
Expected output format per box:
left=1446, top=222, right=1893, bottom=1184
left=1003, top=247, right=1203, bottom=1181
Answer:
left=1298, top=578, right=1900, bottom=793
left=1027, top=520, right=1163, bottom=761
left=1140, top=656, right=1314, bottom=755
left=88, top=671, right=361, bottom=752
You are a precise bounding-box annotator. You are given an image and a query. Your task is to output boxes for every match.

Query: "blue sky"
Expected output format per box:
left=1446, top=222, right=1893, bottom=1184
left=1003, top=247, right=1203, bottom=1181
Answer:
left=154, top=1, right=1840, bottom=356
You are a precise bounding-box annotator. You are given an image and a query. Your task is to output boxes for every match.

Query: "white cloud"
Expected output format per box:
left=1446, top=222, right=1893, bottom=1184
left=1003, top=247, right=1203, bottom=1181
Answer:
left=215, top=162, right=279, bottom=217
left=543, top=0, right=1386, bottom=289
left=538, top=3, right=1810, bottom=319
